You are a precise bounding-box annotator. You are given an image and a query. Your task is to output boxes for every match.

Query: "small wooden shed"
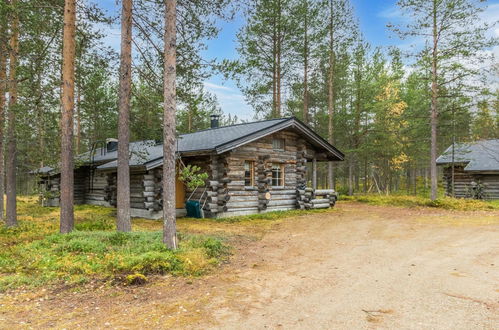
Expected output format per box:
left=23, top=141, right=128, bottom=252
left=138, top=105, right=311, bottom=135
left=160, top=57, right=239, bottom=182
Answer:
left=36, top=117, right=344, bottom=218
left=436, top=139, right=499, bottom=200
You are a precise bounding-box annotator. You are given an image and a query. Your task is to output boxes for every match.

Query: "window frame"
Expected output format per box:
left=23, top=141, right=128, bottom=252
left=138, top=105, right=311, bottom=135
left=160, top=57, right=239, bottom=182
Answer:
left=244, top=160, right=255, bottom=187
left=270, top=163, right=285, bottom=187
left=272, top=138, right=285, bottom=150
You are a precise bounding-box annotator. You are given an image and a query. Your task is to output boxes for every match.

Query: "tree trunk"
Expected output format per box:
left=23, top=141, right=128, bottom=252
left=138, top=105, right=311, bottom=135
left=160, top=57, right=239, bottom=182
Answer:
left=75, top=84, right=81, bottom=154
left=302, top=0, right=309, bottom=124
left=6, top=0, right=19, bottom=227
left=348, top=158, right=353, bottom=196
left=326, top=0, right=335, bottom=190
left=116, top=0, right=132, bottom=232
left=0, top=13, right=7, bottom=220
left=275, top=0, right=282, bottom=117
left=60, top=0, right=76, bottom=234
left=163, top=0, right=177, bottom=249
left=430, top=0, right=438, bottom=201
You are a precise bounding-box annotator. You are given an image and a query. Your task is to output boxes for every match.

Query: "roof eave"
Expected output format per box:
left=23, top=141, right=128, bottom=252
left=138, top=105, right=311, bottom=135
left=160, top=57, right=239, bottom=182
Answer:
left=215, top=117, right=344, bottom=161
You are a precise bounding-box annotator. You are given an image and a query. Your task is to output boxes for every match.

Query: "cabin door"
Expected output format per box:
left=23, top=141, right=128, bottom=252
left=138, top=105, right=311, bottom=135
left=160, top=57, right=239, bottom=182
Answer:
left=175, top=176, right=186, bottom=208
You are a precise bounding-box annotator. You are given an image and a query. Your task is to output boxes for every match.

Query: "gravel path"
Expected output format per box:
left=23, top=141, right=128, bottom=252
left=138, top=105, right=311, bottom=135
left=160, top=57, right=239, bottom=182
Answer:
left=208, top=203, right=499, bottom=329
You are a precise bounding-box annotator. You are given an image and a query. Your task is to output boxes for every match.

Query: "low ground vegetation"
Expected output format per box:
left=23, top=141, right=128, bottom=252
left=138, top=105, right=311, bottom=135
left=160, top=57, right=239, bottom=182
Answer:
left=0, top=197, right=331, bottom=292
left=0, top=197, right=231, bottom=291
left=1, top=195, right=496, bottom=292
left=341, top=194, right=499, bottom=210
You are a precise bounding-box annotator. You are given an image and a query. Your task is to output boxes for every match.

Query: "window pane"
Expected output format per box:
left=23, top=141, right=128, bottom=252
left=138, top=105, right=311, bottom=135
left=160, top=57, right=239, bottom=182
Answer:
left=271, top=163, right=283, bottom=186
left=272, top=138, right=284, bottom=150
left=244, top=161, right=252, bottom=186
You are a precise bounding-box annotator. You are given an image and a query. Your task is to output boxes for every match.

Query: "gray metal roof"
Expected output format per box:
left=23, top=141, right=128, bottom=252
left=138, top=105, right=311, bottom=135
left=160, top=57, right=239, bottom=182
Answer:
left=35, top=117, right=344, bottom=173
left=436, top=139, right=499, bottom=172
left=178, top=118, right=289, bottom=152
left=99, top=117, right=344, bottom=170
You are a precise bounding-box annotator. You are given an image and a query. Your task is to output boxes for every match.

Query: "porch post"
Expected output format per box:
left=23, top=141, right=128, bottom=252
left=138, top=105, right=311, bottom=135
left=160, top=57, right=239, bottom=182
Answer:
left=312, top=157, right=317, bottom=190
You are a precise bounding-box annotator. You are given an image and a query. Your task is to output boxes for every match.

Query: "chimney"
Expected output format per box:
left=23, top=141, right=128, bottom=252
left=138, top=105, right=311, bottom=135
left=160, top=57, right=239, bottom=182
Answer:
left=106, top=138, right=118, bottom=152
left=210, top=114, right=220, bottom=129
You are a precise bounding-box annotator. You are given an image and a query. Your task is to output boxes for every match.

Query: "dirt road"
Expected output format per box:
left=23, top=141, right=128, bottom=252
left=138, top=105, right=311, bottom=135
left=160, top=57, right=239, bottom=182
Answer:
left=2, top=202, right=498, bottom=329
left=207, top=203, right=499, bottom=329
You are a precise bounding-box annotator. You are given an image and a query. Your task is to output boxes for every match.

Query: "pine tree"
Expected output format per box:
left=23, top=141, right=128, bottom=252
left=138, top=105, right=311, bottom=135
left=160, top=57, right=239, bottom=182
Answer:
left=163, top=0, right=177, bottom=249
left=60, top=0, right=76, bottom=233
left=6, top=0, right=19, bottom=227
left=393, top=0, right=496, bottom=200
left=0, top=1, right=8, bottom=221
left=116, top=0, right=132, bottom=232
left=236, top=0, right=294, bottom=118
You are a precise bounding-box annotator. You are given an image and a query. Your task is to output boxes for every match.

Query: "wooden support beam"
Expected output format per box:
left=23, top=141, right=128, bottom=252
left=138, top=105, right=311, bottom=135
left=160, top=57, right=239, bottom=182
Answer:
left=312, top=157, right=317, bottom=190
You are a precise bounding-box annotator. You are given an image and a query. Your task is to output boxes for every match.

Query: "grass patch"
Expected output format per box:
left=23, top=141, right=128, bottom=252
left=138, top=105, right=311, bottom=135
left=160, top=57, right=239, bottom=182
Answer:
left=214, top=208, right=333, bottom=223
left=342, top=194, right=499, bottom=211
left=0, top=197, right=230, bottom=292
left=0, top=196, right=337, bottom=291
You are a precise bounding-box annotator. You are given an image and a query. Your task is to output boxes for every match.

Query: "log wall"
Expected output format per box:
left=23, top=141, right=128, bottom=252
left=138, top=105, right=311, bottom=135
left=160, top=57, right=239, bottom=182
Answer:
left=216, top=130, right=308, bottom=217
left=443, top=166, right=499, bottom=200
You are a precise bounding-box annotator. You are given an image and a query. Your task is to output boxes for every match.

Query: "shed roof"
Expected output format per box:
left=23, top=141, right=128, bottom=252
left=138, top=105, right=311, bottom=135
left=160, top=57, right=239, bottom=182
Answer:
left=436, top=139, right=499, bottom=172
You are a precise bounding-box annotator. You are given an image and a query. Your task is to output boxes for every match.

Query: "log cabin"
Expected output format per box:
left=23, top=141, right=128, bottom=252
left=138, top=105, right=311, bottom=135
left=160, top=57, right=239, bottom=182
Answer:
left=35, top=116, right=344, bottom=218
left=436, top=139, right=499, bottom=200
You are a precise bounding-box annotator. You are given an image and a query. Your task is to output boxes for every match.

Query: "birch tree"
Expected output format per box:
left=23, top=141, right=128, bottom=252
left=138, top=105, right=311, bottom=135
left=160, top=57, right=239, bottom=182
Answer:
left=60, top=0, right=76, bottom=233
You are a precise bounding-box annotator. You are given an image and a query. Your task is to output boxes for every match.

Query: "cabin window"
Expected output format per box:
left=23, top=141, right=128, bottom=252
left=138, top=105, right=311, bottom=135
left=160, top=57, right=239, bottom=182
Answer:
left=244, top=161, right=254, bottom=187
left=271, top=163, right=285, bottom=187
left=272, top=138, right=285, bottom=150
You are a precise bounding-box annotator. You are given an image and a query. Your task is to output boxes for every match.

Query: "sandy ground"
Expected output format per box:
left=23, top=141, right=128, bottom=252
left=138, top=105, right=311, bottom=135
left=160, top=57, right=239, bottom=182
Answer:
left=1, top=202, right=498, bottom=329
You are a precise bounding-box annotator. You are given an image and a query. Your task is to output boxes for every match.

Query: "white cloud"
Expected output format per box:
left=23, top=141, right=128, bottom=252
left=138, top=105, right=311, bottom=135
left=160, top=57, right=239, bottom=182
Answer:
left=378, top=6, right=403, bottom=19
left=203, top=82, right=234, bottom=91
left=204, top=80, right=254, bottom=121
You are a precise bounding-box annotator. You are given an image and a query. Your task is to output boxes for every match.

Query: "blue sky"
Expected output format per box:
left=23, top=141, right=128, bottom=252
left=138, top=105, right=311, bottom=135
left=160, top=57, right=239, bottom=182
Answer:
left=96, top=0, right=499, bottom=120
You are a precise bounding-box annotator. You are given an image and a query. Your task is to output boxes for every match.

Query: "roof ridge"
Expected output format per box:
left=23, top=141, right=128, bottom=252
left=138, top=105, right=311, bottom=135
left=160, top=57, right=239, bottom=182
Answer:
left=177, top=117, right=292, bottom=137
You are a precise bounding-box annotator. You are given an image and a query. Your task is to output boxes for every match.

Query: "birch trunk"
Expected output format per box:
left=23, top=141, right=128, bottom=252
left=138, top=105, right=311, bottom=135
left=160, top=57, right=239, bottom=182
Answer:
left=6, top=0, right=19, bottom=227
left=163, top=0, right=177, bottom=249
left=60, top=0, right=76, bottom=233
left=117, top=0, right=132, bottom=232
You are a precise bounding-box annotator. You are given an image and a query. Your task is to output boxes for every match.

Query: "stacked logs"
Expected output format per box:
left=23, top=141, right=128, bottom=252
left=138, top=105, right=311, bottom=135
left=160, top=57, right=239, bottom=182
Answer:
left=143, top=173, right=156, bottom=212
left=296, top=139, right=307, bottom=191
left=204, top=155, right=230, bottom=215
left=296, top=188, right=337, bottom=209
left=104, top=173, right=117, bottom=206
left=42, top=176, right=60, bottom=207
left=152, top=168, right=162, bottom=211
left=257, top=155, right=271, bottom=211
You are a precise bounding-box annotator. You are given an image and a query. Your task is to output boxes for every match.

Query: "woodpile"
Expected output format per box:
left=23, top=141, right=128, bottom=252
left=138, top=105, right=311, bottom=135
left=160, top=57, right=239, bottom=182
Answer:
left=296, top=188, right=336, bottom=209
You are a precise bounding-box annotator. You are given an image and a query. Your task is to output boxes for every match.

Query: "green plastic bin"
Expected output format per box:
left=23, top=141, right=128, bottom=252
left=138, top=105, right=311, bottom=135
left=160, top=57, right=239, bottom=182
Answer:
left=185, top=200, right=202, bottom=218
